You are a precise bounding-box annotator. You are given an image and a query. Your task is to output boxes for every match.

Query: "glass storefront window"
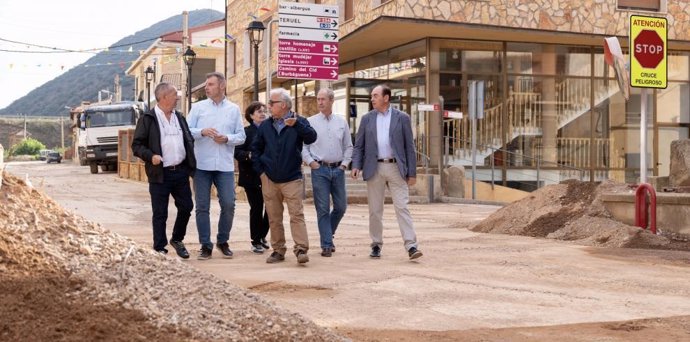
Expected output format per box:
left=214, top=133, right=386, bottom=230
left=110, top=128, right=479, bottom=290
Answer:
left=658, top=81, right=690, bottom=123
left=668, top=51, right=690, bottom=81
left=508, top=43, right=591, bottom=76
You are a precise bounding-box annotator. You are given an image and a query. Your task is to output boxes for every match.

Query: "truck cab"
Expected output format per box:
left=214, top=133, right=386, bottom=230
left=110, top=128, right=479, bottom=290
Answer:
left=78, top=101, right=144, bottom=173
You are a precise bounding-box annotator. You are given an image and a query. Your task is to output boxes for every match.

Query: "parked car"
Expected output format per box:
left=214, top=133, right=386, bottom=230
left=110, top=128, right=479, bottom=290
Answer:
left=38, top=149, right=53, bottom=161
left=46, top=151, right=62, bottom=164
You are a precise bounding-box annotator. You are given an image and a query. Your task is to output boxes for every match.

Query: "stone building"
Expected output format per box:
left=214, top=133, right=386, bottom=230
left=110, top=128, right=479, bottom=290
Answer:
left=223, top=0, right=689, bottom=192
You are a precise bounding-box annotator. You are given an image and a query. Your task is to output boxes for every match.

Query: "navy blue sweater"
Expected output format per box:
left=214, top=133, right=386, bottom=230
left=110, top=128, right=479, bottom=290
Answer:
left=251, top=113, right=317, bottom=183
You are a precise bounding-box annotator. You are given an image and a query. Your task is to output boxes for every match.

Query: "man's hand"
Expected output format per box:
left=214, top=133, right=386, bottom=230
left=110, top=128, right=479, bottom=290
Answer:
left=202, top=128, right=219, bottom=138
left=310, top=161, right=320, bottom=169
left=407, top=177, right=416, bottom=186
left=285, top=115, right=297, bottom=126
left=152, top=155, right=162, bottom=165
left=351, top=168, right=361, bottom=179
left=213, top=135, right=228, bottom=144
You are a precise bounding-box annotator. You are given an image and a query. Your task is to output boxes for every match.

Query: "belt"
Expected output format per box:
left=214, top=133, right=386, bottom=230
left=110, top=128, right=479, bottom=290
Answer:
left=163, top=164, right=184, bottom=171
left=377, top=158, right=396, bottom=163
left=317, top=160, right=342, bottom=168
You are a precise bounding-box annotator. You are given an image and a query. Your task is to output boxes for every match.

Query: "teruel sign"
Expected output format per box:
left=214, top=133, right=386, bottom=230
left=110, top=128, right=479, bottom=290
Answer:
left=629, top=15, right=667, bottom=89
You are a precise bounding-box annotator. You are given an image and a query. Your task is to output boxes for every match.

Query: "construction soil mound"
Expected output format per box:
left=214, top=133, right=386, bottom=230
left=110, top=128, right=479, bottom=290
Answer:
left=471, top=179, right=690, bottom=251
left=0, top=171, right=345, bottom=341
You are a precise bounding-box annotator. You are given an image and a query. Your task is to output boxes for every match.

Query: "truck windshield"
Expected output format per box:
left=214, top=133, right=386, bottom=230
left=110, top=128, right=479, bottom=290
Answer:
left=87, top=110, right=134, bottom=128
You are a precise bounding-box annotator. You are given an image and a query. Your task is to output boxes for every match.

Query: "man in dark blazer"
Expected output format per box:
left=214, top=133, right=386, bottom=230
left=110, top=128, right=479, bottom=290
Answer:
left=132, top=82, right=196, bottom=259
left=351, top=84, right=423, bottom=260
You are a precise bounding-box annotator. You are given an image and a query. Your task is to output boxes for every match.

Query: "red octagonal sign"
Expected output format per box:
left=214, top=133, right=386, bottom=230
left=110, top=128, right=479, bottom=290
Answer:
left=634, top=29, right=664, bottom=68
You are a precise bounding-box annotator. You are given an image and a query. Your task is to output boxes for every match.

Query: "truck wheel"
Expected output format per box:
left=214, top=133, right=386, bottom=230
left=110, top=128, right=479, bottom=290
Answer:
left=90, top=163, right=99, bottom=174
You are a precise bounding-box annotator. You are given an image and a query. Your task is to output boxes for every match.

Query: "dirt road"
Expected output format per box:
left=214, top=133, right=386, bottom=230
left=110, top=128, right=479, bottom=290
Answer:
left=7, top=161, right=690, bottom=341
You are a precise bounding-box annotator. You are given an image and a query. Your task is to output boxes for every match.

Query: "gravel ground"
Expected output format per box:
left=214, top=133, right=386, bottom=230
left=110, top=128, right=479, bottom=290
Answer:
left=1, top=170, right=346, bottom=341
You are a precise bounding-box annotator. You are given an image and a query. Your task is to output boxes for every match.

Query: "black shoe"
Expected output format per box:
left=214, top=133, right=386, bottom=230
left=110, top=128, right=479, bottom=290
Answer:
left=155, top=248, right=168, bottom=255
left=266, top=251, right=285, bottom=263
left=198, top=246, right=212, bottom=260
left=260, top=238, right=270, bottom=249
left=169, top=240, right=189, bottom=259
left=296, top=250, right=310, bottom=264
left=370, top=245, right=381, bottom=258
left=408, top=247, right=423, bottom=260
left=216, top=242, right=234, bottom=259
left=321, top=248, right=332, bottom=257
left=331, top=242, right=336, bottom=253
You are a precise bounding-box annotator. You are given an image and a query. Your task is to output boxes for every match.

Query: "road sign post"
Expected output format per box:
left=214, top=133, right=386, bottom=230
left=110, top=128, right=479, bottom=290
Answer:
left=630, top=15, right=667, bottom=184
left=278, top=2, right=339, bottom=81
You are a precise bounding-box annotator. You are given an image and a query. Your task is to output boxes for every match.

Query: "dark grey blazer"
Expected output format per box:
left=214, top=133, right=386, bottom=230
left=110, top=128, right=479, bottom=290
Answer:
left=351, top=107, right=417, bottom=181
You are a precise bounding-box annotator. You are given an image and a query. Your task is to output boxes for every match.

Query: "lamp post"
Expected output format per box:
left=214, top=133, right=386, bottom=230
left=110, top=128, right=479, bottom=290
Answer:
left=144, top=66, right=155, bottom=110
left=247, top=20, right=265, bottom=101
left=183, top=46, right=196, bottom=112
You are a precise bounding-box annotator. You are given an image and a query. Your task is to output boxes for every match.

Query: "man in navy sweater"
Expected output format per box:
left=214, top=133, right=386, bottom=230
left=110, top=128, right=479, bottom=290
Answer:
left=252, top=88, right=317, bottom=264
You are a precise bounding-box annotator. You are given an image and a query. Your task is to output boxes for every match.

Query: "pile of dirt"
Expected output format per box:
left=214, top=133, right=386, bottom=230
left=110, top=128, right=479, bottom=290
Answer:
left=471, top=179, right=690, bottom=251
left=0, top=171, right=345, bottom=341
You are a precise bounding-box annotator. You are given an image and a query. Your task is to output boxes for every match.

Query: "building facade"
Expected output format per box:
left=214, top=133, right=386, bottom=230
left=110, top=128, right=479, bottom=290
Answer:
left=225, top=0, right=690, bottom=191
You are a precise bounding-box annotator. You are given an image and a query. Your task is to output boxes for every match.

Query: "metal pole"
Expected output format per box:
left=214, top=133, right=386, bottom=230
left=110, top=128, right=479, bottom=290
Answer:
left=187, top=67, right=193, bottom=112
left=146, top=81, right=151, bottom=110
left=536, top=155, right=541, bottom=189
left=60, top=115, right=64, bottom=150
left=294, top=79, right=298, bottom=111
left=438, top=96, right=444, bottom=192
left=640, top=88, right=648, bottom=184
left=469, top=81, right=477, bottom=200
left=253, top=42, right=259, bottom=101
left=266, top=19, right=277, bottom=102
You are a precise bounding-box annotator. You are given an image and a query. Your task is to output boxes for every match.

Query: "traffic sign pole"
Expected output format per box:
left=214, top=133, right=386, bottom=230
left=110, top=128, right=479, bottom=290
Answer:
left=630, top=15, right=667, bottom=184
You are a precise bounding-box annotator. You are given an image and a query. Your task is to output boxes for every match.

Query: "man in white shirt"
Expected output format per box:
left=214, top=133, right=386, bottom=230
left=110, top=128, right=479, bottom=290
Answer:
left=187, top=72, right=246, bottom=260
left=302, top=88, right=353, bottom=257
left=132, top=82, right=196, bottom=259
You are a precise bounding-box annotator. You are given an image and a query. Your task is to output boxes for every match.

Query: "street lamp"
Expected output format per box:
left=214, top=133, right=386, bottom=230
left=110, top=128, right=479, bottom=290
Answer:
left=183, top=46, right=196, bottom=112
left=247, top=20, right=265, bottom=101
left=144, top=66, right=155, bottom=110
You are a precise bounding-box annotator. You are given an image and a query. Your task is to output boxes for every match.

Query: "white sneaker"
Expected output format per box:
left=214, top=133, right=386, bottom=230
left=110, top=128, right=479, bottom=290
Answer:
left=251, top=244, right=265, bottom=254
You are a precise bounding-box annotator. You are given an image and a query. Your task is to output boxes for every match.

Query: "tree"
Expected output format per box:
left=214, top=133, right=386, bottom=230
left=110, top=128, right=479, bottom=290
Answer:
left=10, top=138, right=46, bottom=156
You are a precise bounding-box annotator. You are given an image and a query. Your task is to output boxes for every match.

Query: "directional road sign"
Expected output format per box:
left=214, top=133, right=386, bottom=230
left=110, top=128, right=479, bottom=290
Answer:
left=278, top=1, right=339, bottom=81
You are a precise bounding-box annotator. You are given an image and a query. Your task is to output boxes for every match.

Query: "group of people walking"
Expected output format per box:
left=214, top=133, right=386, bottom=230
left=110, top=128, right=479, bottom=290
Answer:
left=132, top=71, right=423, bottom=265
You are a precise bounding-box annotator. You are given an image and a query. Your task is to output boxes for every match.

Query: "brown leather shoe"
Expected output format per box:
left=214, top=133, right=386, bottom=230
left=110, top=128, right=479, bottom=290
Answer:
left=321, top=248, right=332, bottom=257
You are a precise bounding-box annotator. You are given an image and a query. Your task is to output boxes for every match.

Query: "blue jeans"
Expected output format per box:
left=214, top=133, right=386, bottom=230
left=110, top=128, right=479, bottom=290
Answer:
left=311, top=166, right=347, bottom=249
left=194, top=170, right=236, bottom=249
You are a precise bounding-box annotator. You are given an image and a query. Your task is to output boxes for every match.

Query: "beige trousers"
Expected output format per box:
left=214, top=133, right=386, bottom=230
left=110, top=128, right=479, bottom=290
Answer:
left=261, top=174, right=309, bottom=256
left=366, top=162, right=417, bottom=251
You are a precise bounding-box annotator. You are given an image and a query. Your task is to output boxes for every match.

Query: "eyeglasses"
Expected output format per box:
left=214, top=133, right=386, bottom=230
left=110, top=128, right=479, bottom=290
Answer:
left=268, top=100, right=284, bottom=106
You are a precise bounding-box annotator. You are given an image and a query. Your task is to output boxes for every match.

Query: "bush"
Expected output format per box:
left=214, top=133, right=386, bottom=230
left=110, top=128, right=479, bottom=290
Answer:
left=10, top=138, right=46, bottom=156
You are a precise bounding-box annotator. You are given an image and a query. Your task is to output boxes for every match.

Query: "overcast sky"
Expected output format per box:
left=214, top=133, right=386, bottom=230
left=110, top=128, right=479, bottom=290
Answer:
left=0, top=0, right=225, bottom=110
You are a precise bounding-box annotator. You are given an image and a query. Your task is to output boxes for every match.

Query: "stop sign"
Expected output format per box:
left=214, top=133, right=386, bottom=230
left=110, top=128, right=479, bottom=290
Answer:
left=634, top=30, right=664, bottom=68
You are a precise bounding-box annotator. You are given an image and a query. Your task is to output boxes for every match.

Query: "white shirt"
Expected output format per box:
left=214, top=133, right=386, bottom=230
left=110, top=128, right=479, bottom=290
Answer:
left=154, top=106, right=186, bottom=167
left=187, top=97, right=246, bottom=172
left=375, top=106, right=393, bottom=159
left=302, top=112, right=353, bottom=166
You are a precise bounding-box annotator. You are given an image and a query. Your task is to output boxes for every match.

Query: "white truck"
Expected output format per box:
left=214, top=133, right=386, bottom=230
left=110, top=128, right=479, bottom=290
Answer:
left=77, top=101, right=144, bottom=174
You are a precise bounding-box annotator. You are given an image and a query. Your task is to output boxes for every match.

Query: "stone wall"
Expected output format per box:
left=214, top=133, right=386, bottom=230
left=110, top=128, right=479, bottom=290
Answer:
left=341, top=0, right=690, bottom=40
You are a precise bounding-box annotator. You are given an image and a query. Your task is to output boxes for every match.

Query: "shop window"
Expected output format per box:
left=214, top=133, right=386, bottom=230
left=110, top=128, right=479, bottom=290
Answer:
left=617, top=0, right=662, bottom=11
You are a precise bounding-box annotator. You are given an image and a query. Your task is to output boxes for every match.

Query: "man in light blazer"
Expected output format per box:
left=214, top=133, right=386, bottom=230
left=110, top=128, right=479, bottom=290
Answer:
left=351, top=84, right=423, bottom=260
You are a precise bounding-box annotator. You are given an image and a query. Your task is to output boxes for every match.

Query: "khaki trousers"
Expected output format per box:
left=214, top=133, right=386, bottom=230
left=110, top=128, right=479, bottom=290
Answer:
left=261, top=175, right=309, bottom=256
left=366, top=162, right=417, bottom=251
